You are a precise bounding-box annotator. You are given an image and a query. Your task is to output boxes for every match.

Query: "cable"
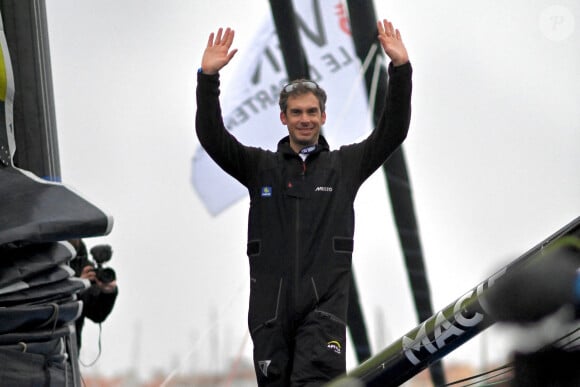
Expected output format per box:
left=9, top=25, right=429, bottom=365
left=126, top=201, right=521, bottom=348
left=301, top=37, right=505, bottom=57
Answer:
left=79, top=323, right=102, bottom=368
left=441, top=322, right=580, bottom=386
left=160, top=280, right=248, bottom=387
left=553, top=326, right=580, bottom=350
left=223, top=331, right=250, bottom=387
left=333, top=42, right=379, bottom=141
left=439, top=363, right=513, bottom=387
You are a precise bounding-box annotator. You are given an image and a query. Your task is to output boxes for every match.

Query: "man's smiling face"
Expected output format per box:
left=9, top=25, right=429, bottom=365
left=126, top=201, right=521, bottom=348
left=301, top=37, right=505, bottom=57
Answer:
left=280, top=92, right=326, bottom=153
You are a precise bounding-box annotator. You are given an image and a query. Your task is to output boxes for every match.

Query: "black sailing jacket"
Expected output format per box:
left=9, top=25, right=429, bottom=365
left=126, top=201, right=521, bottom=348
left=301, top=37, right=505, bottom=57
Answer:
left=196, top=62, right=412, bottom=334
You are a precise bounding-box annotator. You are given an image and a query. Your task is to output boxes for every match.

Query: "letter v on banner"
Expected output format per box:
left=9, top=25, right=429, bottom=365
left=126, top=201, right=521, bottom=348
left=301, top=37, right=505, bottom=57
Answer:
left=191, top=0, right=373, bottom=216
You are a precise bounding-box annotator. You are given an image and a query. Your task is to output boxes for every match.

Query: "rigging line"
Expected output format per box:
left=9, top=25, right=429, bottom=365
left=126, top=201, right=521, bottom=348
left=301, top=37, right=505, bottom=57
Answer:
left=552, top=325, right=580, bottom=349
left=361, top=42, right=380, bottom=73
left=160, top=279, right=248, bottom=387
left=223, top=330, right=250, bottom=387
left=525, top=323, right=580, bottom=354
left=464, top=376, right=514, bottom=387
left=367, top=54, right=383, bottom=125
left=79, top=324, right=103, bottom=368
left=333, top=43, right=378, bottom=140
left=444, top=322, right=580, bottom=386
left=559, top=333, right=580, bottom=350
left=440, top=363, right=513, bottom=386
left=455, top=368, right=513, bottom=387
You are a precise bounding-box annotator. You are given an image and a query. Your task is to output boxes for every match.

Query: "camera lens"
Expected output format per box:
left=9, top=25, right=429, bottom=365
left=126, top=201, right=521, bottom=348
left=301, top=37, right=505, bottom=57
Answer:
left=96, top=267, right=116, bottom=284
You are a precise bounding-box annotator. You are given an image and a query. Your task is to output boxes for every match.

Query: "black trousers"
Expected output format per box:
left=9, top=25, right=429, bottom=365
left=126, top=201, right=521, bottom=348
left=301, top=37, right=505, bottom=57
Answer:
left=251, top=308, right=347, bottom=386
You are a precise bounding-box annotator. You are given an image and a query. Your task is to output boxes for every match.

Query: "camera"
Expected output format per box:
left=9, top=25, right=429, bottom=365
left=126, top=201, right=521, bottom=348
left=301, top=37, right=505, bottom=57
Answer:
left=89, top=244, right=116, bottom=284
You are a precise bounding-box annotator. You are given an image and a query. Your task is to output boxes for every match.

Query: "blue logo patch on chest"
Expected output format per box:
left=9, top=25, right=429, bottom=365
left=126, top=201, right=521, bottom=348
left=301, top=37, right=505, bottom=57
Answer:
left=261, top=186, right=273, bottom=197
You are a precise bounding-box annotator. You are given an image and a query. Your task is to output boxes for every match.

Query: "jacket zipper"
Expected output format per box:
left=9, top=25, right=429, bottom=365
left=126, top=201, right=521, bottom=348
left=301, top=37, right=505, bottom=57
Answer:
left=294, top=158, right=306, bottom=312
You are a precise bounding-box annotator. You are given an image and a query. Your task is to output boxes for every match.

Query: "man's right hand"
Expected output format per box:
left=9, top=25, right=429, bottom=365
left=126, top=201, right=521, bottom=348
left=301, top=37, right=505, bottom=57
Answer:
left=200, top=27, right=238, bottom=75
left=80, top=265, right=96, bottom=282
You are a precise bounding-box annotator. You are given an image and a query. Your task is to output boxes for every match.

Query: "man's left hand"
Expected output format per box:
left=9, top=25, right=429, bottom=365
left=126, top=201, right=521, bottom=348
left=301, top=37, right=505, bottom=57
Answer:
left=377, top=19, right=409, bottom=66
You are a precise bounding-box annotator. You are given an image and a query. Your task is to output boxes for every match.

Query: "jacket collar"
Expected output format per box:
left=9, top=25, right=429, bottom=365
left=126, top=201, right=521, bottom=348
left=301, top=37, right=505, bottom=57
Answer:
left=277, top=135, right=330, bottom=157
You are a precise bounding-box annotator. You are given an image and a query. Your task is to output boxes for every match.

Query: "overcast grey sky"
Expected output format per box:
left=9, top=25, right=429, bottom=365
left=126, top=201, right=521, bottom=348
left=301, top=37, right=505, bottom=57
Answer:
left=45, top=0, right=579, bottom=380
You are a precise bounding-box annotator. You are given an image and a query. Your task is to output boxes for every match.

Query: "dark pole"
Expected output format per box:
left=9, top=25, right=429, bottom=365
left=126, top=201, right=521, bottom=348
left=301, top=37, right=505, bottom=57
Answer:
left=345, top=0, right=445, bottom=384
left=0, top=0, right=60, bottom=181
left=268, top=0, right=310, bottom=80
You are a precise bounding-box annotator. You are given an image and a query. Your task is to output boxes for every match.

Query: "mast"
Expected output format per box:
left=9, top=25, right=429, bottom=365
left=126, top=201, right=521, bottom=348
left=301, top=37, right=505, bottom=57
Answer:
left=345, top=0, right=444, bottom=384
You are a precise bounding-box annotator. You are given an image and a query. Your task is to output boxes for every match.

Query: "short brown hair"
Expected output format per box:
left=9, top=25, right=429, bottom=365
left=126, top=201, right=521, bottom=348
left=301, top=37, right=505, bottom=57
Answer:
left=279, top=79, right=327, bottom=114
